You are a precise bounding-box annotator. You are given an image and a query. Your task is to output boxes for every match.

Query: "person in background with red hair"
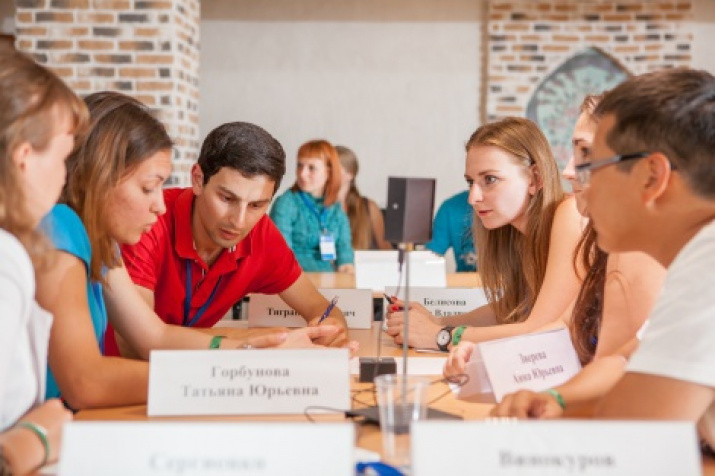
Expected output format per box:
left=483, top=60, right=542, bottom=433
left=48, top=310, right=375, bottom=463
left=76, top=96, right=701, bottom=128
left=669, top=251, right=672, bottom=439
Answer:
left=271, top=139, right=355, bottom=273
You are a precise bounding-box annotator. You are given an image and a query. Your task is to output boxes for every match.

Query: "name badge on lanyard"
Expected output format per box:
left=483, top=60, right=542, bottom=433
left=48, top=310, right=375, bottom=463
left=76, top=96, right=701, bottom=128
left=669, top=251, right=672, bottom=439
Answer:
left=320, top=232, right=336, bottom=261
left=300, top=192, right=337, bottom=262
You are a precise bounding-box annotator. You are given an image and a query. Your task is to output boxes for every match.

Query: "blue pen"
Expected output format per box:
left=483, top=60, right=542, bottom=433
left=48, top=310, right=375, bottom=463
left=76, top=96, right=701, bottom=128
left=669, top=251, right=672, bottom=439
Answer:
left=318, top=296, right=339, bottom=323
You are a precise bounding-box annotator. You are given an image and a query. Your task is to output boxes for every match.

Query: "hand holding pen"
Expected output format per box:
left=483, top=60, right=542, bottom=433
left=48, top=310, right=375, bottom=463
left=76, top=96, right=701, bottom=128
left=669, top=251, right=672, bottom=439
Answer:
left=318, top=296, right=339, bottom=324
left=383, top=294, right=404, bottom=312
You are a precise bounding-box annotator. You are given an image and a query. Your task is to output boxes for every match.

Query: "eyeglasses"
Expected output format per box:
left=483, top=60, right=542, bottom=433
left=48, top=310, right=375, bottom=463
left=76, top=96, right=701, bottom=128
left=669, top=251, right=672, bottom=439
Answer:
left=575, top=152, right=651, bottom=185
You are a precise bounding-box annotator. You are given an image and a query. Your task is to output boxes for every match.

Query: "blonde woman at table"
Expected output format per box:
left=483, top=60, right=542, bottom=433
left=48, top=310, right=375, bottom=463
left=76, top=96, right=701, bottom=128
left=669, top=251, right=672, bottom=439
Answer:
left=0, top=49, right=81, bottom=475
left=452, top=94, right=665, bottom=417
left=270, top=140, right=355, bottom=272
left=36, top=92, right=340, bottom=411
left=335, top=145, right=392, bottom=250
left=386, top=117, right=585, bottom=351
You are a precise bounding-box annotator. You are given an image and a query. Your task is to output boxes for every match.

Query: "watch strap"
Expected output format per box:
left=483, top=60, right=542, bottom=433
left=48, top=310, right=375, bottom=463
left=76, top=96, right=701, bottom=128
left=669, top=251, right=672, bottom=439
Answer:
left=437, top=325, right=455, bottom=351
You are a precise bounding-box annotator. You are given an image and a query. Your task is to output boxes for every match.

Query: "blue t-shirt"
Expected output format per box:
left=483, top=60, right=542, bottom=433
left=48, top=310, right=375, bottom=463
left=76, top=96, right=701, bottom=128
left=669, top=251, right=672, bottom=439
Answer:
left=425, top=190, right=477, bottom=272
left=41, top=204, right=107, bottom=400
left=269, top=190, right=354, bottom=272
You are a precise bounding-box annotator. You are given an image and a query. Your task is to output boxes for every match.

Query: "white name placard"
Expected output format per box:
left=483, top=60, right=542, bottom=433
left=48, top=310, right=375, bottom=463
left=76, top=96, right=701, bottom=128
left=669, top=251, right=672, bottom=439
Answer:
left=355, top=250, right=446, bottom=291
left=147, top=349, right=350, bottom=416
left=384, top=286, right=489, bottom=321
left=59, top=422, right=355, bottom=476
left=247, top=289, right=373, bottom=329
left=412, top=421, right=700, bottom=475
left=462, top=328, right=581, bottom=402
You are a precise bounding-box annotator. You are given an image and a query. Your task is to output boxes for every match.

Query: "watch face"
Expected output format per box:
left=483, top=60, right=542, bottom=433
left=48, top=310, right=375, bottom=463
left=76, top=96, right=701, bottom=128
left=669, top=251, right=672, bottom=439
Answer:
left=437, top=329, right=451, bottom=346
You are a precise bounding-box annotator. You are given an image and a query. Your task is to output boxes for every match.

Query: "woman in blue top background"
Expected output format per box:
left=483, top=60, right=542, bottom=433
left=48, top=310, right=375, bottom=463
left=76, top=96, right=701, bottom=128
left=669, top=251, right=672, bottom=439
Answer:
left=425, top=190, right=477, bottom=272
left=270, top=140, right=354, bottom=272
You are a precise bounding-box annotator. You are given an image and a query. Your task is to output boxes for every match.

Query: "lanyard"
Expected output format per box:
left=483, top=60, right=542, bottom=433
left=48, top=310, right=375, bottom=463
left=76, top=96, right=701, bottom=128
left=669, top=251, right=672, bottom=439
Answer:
left=183, top=260, right=222, bottom=327
left=299, top=191, right=329, bottom=231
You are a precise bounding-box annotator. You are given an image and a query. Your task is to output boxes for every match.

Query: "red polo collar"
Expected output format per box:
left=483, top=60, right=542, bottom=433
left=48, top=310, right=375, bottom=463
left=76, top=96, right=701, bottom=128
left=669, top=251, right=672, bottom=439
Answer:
left=172, top=188, right=252, bottom=274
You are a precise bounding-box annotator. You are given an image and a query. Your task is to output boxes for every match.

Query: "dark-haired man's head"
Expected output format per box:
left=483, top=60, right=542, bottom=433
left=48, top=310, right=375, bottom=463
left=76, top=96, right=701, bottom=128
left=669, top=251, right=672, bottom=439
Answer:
left=191, top=122, right=286, bottom=254
left=584, top=68, right=715, bottom=258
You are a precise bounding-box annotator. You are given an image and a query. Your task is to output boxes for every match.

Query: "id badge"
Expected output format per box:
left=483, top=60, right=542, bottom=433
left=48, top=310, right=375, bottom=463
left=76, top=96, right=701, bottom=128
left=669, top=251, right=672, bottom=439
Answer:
left=320, top=233, right=336, bottom=261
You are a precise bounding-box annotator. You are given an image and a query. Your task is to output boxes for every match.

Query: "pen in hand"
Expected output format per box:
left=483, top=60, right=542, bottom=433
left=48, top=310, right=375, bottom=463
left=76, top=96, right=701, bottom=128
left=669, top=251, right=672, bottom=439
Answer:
left=383, top=294, right=403, bottom=311
left=317, top=296, right=339, bottom=324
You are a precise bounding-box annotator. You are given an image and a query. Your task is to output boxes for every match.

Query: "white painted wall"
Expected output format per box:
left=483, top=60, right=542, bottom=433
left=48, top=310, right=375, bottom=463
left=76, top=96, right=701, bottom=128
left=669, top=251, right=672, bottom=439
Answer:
left=200, top=0, right=484, bottom=210
left=199, top=0, right=714, bottom=211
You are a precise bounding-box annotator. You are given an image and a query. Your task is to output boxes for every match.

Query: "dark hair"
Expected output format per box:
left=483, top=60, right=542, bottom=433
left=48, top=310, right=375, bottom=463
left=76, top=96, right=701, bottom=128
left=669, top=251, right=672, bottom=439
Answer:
left=63, top=91, right=173, bottom=283
left=570, top=92, right=608, bottom=364
left=198, top=122, right=286, bottom=193
left=595, top=68, right=715, bottom=198
left=0, top=47, right=87, bottom=268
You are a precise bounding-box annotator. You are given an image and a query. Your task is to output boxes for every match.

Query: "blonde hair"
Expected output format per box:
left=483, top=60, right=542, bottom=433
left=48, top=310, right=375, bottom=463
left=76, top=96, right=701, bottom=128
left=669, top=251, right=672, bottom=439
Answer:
left=467, top=117, right=564, bottom=324
left=336, top=145, right=372, bottom=249
left=0, top=47, right=87, bottom=268
left=290, top=139, right=342, bottom=206
left=63, top=91, right=172, bottom=283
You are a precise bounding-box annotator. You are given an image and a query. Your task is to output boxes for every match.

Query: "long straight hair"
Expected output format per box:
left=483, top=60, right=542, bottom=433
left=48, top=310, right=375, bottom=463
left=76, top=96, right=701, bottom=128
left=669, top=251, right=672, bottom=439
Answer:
left=290, top=139, right=342, bottom=206
left=336, top=145, right=372, bottom=249
left=0, top=48, right=87, bottom=268
left=569, top=92, right=608, bottom=364
left=468, top=117, right=564, bottom=324
left=62, top=91, right=173, bottom=284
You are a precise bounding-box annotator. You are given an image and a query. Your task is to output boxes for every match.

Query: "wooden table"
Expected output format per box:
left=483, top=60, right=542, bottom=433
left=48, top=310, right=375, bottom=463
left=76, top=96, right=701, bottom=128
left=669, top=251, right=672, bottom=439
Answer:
left=76, top=324, right=715, bottom=473
left=305, top=271, right=482, bottom=296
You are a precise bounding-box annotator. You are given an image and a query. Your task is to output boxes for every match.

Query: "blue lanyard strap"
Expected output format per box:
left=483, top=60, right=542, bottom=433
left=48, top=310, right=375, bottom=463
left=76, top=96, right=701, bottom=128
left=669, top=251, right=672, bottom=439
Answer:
left=299, top=191, right=329, bottom=230
left=183, top=260, right=222, bottom=327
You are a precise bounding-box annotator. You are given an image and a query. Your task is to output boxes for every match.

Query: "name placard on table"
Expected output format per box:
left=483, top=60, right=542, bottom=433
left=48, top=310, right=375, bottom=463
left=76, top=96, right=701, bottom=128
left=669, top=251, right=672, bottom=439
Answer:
left=148, top=349, right=350, bottom=416
left=355, top=250, right=446, bottom=291
left=412, top=421, right=700, bottom=475
left=457, top=328, right=581, bottom=402
left=59, top=422, right=355, bottom=476
left=384, top=286, right=488, bottom=321
left=247, top=289, right=373, bottom=329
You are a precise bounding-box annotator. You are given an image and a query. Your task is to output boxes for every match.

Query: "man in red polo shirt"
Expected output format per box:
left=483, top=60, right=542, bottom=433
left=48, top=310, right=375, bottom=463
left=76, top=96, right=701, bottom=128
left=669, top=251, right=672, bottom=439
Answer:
left=105, top=122, right=349, bottom=357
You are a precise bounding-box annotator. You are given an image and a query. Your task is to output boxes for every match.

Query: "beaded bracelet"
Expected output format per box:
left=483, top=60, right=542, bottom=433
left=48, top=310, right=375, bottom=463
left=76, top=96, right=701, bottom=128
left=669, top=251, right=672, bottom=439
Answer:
left=15, top=421, right=50, bottom=468
left=542, top=388, right=566, bottom=410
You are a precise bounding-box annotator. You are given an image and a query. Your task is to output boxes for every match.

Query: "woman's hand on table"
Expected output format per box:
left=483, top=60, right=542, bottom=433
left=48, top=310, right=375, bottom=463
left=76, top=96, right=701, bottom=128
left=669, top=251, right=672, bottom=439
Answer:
left=443, top=341, right=476, bottom=377
left=490, top=389, right=564, bottom=419
left=384, top=298, right=441, bottom=349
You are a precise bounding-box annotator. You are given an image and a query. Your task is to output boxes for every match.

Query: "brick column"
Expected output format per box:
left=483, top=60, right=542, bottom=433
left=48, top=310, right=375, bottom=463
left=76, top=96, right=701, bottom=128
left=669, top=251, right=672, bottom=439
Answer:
left=14, top=0, right=200, bottom=186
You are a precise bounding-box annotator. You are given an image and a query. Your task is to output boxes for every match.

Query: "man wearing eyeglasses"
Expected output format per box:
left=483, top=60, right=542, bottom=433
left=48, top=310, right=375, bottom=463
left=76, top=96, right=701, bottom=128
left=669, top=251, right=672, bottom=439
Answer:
left=581, top=68, right=715, bottom=449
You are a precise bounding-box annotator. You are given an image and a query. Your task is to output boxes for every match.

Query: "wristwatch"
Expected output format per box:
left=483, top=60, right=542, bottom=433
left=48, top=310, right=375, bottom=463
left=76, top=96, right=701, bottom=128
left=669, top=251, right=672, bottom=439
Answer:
left=436, top=325, right=455, bottom=352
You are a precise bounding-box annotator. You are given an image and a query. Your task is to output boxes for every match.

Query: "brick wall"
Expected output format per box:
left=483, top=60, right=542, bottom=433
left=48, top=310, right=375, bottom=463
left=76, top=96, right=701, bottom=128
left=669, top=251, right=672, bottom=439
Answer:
left=14, top=0, right=200, bottom=186
left=487, top=0, right=694, bottom=166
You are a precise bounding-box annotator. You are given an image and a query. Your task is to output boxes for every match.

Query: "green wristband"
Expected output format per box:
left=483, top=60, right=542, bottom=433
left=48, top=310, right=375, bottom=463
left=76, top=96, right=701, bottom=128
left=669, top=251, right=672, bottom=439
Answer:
left=209, top=335, right=225, bottom=349
left=452, top=326, right=467, bottom=347
left=16, top=421, right=50, bottom=468
left=543, top=388, right=566, bottom=410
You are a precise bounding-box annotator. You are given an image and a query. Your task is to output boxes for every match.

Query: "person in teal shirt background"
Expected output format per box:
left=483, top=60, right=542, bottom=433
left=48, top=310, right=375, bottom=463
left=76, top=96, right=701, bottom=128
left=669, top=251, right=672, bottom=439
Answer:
left=425, top=190, right=477, bottom=272
left=270, top=140, right=354, bottom=272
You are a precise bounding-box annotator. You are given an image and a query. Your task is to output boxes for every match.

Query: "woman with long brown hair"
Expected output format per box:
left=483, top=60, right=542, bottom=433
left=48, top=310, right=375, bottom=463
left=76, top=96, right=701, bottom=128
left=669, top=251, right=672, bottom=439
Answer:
left=335, top=145, right=392, bottom=250
left=386, top=117, right=585, bottom=349
left=489, top=94, right=665, bottom=419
